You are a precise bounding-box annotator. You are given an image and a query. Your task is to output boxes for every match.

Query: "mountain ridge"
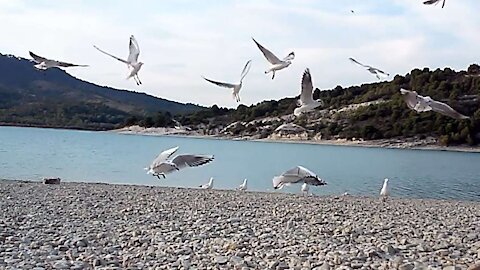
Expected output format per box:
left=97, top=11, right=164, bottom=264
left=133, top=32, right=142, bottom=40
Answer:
left=0, top=53, right=203, bottom=130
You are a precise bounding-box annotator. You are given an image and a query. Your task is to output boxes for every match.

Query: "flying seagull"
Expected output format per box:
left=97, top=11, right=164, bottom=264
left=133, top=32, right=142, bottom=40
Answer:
left=252, top=37, right=294, bottom=80
left=29, top=51, right=88, bottom=70
left=400, top=89, right=469, bottom=120
left=236, top=179, right=247, bottom=191
left=380, top=178, right=389, bottom=201
left=203, top=60, right=252, bottom=102
left=273, top=166, right=327, bottom=190
left=301, top=183, right=309, bottom=196
left=294, top=68, right=324, bottom=116
left=93, top=35, right=144, bottom=85
left=423, top=0, right=446, bottom=8
left=349, top=58, right=389, bottom=80
left=145, top=146, right=214, bottom=179
left=199, top=177, right=214, bottom=189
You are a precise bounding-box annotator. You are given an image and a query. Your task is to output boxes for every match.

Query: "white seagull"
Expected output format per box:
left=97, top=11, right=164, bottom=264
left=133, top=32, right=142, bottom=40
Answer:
left=29, top=51, right=88, bottom=70
left=252, top=37, right=294, bottom=80
left=423, top=0, right=445, bottom=8
left=93, top=35, right=144, bottom=85
left=273, top=166, right=327, bottom=190
left=400, top=89, right=469, bottom=120
left=294, top=68, right=324, bottom=116
left=236, top=179, right=248, bottom=191
left=301, top=183, right=309, bottom=196
left=145, top=146, right=214, bottom=179
left=349, top=58, right=389, bottom=80
left=203, top=60, right=252, bottom=102
left=199, top=177, right=214, bottom=189
left=380, top=178, right=389, bottom=201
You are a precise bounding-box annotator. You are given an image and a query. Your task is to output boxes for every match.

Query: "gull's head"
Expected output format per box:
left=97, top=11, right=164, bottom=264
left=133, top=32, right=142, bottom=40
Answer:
left=384, top=178, right=389, bottom=183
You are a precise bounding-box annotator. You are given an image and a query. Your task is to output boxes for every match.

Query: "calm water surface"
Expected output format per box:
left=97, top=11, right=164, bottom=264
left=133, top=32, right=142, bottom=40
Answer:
left=0, top=126, right=479, bottom=201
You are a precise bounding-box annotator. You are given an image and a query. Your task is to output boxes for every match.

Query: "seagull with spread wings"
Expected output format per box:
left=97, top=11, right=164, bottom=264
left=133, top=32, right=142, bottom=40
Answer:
left=145, top=146, right=214, bottom=179
left=203, top=60, right=252, bottom=102
left=423, top=0, right=446, bottom=8
left=273, top=166, right=327, bottom=190
left=294, top=68, right=324, bottom=116
left=29, top=51, right=88, bottom=70
left=400, top=89, right=470, bottom=120
left=349, top=57, right=389, bottom=80
left=252, top=38, right=294, bottom=80
left=93, top=35, right=144, bottom=85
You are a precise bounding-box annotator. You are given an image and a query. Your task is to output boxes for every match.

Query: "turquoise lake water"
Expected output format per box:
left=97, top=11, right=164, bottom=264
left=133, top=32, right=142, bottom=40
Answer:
left=0, top=126, right=479, bottom=201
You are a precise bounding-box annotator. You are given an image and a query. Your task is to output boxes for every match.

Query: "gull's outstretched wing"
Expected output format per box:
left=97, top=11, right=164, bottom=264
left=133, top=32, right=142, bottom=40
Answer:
left=172, top=154, right=214, bottom=170
left=128, top=35, right=140, bottom=64
left=29, top=51, right=88, bottom=67
left=240, top=60, right=252, bottom=82
left=349, top=57, right=369, bottom=68
left=56, top=61, right=88, bottom=67
left=151, top=146, right=179, bottom=167
left=428, top=99, right=470, bottom=120
left=299, top=68, right=314, bottom=105
left=423, top=0, right=445, bottom=7
left=29, top=51, right=49, bottom=63
left=252, top=38, right=282, bottom=65
left=203, top=77, right=236, bottom=89
left=93, top=45, right=129, bottom=65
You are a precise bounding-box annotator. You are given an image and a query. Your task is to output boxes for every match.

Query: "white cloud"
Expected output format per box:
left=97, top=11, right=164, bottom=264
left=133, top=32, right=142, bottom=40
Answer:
left=1, top=0, right=478, bottom=108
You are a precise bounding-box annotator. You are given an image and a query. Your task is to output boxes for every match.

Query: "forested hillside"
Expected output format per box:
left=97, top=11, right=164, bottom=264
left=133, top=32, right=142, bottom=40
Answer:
left=0, top=53, right=203, bottom=130
left=135, top=65, right=480, bottom=146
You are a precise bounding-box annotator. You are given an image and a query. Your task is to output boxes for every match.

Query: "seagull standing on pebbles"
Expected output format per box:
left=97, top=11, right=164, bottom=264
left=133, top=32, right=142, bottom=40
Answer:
left=93, top=35, right=144, bottom=85
left=145, top=146, right=214, bottom=179
left=252, top=38, right=294, bottom=80
left=29, top=51, right=88, bottom=70
left=236, top=179, right=247, bottom=191
left=273, top=166, right=327, bottom=190
left=349, top=57, right=389, bottom=80
left=400, top=89, right=470, bottom=120
left=380, top=178, right=389, bottom=201
left=199, top=177, right=214, bottom=189
left=294, top=68, right=324, bottom=116
left=203, top=60, right=252, bottom=102
left=301, top=183, right=309, bottom=196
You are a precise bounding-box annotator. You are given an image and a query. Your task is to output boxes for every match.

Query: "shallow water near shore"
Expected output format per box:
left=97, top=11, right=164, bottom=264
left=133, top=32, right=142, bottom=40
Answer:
left=1, top=126, right=479, bottom=201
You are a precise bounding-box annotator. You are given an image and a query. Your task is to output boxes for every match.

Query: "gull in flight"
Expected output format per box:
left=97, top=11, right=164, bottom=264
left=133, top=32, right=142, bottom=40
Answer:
left=273, top=166, right=327, bottom=190
left=199, top=177, right=214, bottom=189
left=301, top=183, right=309, bottom=196
left=349, top=58, right=389, bottom=80
left=252, top=37, right=294, bottom=80
left=93, top=35, right=144, bottom=85
left=294, top=68, right=324, bottom=116
left=380, top=178, right=389, bottom=201
left=423, top=0, right=446, bottom=8
left=145, top=146, right=214, bottom=179
left=400, top=89, right=469, bottom=120
left=236, top=179, right=248, bottom=191
left=29, top=51, right=88, bottom=70
left=203, top=60, right=252, bottom=102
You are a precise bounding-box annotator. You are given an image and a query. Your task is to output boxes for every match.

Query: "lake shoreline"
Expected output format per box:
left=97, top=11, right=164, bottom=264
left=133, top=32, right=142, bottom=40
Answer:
left=1, top=180, right=479, bottom=269
left=110, top=126, right=480, bottom=153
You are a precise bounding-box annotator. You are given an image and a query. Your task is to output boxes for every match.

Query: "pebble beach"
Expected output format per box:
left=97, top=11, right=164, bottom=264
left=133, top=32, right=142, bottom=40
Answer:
left=1, top=180, right=480, bottom=270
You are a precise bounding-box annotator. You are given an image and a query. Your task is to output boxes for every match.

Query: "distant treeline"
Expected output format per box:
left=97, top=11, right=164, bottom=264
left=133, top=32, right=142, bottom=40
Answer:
left=131, top=65, right=480, bottom=146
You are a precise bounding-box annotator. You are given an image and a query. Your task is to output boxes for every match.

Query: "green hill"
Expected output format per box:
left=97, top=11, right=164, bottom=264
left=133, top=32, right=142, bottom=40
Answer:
left=0, top=53, right=203, bottom=130
left=169, top=65, right=480, bottom=146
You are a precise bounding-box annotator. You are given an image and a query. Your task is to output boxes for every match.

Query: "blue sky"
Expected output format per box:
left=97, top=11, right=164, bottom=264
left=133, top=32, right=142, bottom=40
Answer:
left=1, top=0, right=479, bottom=108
